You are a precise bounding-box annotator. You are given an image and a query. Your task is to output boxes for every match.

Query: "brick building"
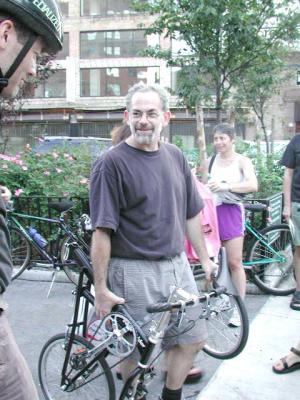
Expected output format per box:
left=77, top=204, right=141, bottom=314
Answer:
left=1, top=0, right=300, bottom=152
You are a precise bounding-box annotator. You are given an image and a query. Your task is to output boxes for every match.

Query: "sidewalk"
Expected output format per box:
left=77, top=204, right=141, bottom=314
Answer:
left=197, top=295, right=300, bottom=400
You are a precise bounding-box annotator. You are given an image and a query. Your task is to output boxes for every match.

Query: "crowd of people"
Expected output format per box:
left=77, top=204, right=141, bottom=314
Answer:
left=0, top=1, right=300, bottom=399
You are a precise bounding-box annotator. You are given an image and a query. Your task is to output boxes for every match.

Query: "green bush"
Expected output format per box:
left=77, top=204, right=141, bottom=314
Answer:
left=0, top=145, right=91, bottom=198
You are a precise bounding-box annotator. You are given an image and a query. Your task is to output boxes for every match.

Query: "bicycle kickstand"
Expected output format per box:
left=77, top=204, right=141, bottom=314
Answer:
left=47, top=269, right=58, bottom=298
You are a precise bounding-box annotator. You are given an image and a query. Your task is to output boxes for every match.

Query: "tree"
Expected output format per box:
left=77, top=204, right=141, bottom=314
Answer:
left=233, top=52, right=290, bottom=154
left=133, top=0, right=300, bottom=164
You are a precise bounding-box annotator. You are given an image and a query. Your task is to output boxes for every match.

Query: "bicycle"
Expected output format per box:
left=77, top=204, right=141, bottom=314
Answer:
left=193, top=202, right=295, bottom=296
left=38, top=246, right=249, bottom=400
left=243, top=202, right=295, bottom=295
left=7, top=200, right=90, bottom=294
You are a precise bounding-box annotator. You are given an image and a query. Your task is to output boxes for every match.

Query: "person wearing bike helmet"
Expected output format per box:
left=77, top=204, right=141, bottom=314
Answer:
left=0, top=1, right=63, bottom=399
left=0, top=0, right=63, bottom=99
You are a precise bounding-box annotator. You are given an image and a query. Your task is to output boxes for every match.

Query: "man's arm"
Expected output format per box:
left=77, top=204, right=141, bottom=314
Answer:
left=186, top=213, right=218, bottom=282
left=282, top=167, right=293, bottom=222
left=91, top=228, right=124, bottom=318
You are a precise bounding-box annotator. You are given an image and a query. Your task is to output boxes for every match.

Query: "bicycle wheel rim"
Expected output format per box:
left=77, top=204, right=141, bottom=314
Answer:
left=203, top=294, right=249, bottom=359
left=38, top=333, right=115, bottom=400
left=10, top=227, right=31, bottom=280
left=247, top=225, right=296, bottom=295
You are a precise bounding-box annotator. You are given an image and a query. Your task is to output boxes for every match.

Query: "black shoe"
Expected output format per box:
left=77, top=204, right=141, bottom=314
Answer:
left=290, top=291, right=300, bottom=311
left=184, top=366, right=203, bottom=384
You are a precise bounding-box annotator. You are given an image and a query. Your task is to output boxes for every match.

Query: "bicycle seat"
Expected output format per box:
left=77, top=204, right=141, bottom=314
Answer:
left=244, top=203, right=267, bottom=212
left=48, top=200, right=74, bottom=213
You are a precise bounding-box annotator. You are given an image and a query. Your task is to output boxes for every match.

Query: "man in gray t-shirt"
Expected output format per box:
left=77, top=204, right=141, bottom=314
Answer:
left=90, top=83, right=217, bottom=400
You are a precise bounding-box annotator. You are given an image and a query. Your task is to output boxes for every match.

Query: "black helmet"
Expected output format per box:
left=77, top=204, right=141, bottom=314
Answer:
left=0, top=0, right=63, bottom=94
left=0, top=0, right=63, bottom=52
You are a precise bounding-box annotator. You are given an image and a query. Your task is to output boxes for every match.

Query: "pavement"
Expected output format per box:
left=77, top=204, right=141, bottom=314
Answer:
left=196, top=295, right=300, bottom=400
left=5, top=268, right=300, bottom=400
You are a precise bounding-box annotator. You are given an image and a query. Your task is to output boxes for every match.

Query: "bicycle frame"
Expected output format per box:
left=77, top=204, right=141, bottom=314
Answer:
left=57, top=245, right=225, bottom=398
left=8, top=211, right=66, bottom=265
left=243, top=221, right=286, bottom=269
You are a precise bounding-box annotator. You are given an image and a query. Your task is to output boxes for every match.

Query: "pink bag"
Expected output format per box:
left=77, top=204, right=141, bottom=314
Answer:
left=185, top=177, right=220, bottom=261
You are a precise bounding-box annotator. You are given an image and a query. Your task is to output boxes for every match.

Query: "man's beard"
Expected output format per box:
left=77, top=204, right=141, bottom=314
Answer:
left=130, top=123, right=162, bottom=145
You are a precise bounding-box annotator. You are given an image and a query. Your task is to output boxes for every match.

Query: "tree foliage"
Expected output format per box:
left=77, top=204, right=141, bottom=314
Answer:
left=133, top=0, right=300, bottom=121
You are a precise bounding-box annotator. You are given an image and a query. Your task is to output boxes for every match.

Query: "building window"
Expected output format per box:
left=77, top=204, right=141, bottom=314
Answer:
left=58, top=0, right=69, bottom=16
left=80, top=30, right=147, bottom=59
left=57, top=33, right=69, bottom=59
left=80, top=67, right=160, bottom=97
left=80, top=0, right=145, bottom=16
left=297, top=71, right=300, bottom=85
left=32, top=70, right=66, bottom=98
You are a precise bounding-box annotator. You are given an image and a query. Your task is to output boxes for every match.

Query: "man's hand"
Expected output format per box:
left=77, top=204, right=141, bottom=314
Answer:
left=95, top=287, right=125, bottom=319
left=201, top=258, right=219, bottom=288
left=282, top=204, right=291, bottom=222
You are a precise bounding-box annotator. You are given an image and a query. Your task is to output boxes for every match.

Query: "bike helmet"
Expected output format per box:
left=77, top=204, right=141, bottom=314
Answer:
left=0, top=0, right=63, bottom=93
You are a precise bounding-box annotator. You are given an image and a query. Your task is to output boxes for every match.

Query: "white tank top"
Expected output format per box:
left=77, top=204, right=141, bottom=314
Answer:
left=209, top=155, right=244, bottom=205
left=210, top=155, right=244, bottom=184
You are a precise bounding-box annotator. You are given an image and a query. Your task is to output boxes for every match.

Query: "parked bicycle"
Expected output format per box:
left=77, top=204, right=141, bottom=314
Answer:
left=193, top=202, right=295, bottom=296
left=38, top=246, right=249, bottom=400
left=7, top=200, right=91, bottom=294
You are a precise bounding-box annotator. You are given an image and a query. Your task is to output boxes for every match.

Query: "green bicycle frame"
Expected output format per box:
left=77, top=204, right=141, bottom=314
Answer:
left=243, top=221, right=286, bottom=269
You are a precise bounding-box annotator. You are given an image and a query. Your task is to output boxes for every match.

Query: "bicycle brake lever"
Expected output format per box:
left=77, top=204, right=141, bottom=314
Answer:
left=175, top=300, right=186, bottom=327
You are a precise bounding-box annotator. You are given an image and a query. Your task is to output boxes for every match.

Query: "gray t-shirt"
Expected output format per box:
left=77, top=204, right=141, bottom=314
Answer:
left=90, top=141, right=203, bottom=259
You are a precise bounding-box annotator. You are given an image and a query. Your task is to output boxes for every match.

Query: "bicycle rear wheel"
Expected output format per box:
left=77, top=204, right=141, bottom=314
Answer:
left=246, top=224, right=295, bottom=295
left=38, top=333, right=115, bottom=400
left=10, top=227, right=31, bottom=280
left=203, top=293, right=249, bottom=359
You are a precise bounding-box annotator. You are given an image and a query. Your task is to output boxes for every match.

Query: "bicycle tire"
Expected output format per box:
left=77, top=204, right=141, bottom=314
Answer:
left=38, top=333, right=115, bottom=400
left=246, top=224, right=296, bottom=295
left=203, top=293, right=249, bottom=359
left=10, top=227, right=31, bottom=280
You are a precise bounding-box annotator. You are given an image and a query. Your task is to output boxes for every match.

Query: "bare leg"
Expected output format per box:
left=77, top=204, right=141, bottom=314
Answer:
left=119, top=359, right=137, bottom=382
left=222, top=236, right=246, bottom=298
left=165, top=342, right=204, bottom=389
left=294, top=247, right=300, bottom=292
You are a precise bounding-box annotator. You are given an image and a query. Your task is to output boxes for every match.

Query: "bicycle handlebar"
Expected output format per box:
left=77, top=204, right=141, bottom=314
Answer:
left=244, top=202, right=267, bottom=212
left=146, top=285, right=227, bottom=313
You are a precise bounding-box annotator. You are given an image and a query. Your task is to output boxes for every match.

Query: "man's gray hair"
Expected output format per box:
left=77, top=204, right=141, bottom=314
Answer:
left=125, top=82, right=170, bottom=111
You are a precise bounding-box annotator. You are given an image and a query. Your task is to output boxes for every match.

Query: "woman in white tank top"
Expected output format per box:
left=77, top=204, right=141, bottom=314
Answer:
left=207, top=124, right=258, bottom=314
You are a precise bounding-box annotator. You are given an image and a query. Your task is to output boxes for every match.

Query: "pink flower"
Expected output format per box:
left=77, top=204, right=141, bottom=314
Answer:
left=55, top=168, right=63, bottom=174
left=80, top=178, right=88, bottom=184
left=52, top=152, right=59, bottom=159
left=44, top=170, right=50, bottom=176
left=14, top=188, right=24, bottom=197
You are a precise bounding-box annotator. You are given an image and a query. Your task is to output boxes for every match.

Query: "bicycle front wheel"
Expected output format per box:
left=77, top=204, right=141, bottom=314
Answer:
left=246, top=224, right=296, bottom=295
left=203, top=293, right=249, bottom=359
left=10, top=227, right=31, bottom=280
left=38, top=333, right=115, bottom=400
